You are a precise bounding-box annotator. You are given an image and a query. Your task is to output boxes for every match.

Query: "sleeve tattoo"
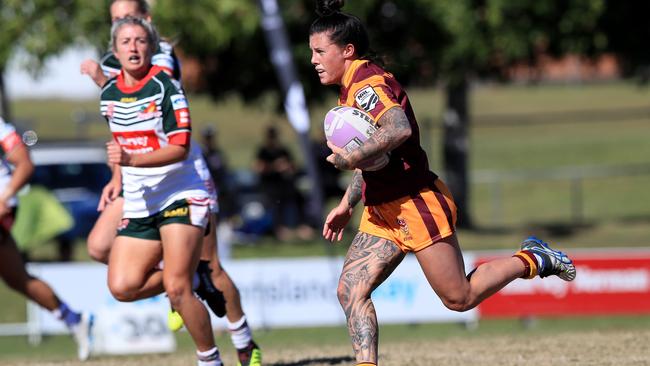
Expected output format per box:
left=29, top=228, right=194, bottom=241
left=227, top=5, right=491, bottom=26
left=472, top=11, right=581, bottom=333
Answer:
left=346, top=170, right=363, bottom=209
left=337, top=107, right=411, bottom=170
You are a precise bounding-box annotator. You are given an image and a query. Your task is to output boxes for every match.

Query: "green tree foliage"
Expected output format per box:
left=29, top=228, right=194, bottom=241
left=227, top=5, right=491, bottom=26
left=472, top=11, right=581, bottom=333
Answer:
left=152, top=0, right=268, bottom=100
left=597, top=1, right=650, bottom=79
left=0, top=0, right=79, bottom=74
left=149, top=0, right=610, bottom=102
left=0, top=0, right=89, bottom=119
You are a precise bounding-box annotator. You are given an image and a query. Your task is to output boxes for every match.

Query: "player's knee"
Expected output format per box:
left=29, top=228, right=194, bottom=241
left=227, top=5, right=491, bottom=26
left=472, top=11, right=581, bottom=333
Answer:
left=336, top=280, right=370, bottom=315
left=86, top=235, right=110, bottom=264
left=164, top=277, right=192, bottom=307
left=336, top=282, right=350, bottom=308
left=87, top=244, right=110, bottom=264
left=440, top=293, right=472, bottom=312
left=108, top=276, right=140, bottom=302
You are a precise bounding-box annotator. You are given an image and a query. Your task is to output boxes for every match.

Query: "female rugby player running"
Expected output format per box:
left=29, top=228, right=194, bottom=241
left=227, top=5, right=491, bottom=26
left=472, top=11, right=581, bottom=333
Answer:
left=0, top=117, right=93, bottom=361
left=81, top=2, right=261, bottom=364
left=310, top=1, right=576, bottom=365
left=101, top=16, right=221, bottom=365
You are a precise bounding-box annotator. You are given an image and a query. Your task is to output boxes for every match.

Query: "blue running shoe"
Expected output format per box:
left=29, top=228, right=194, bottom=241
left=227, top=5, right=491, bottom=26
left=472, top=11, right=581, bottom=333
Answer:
left=521, top=237, right=576, bottom=281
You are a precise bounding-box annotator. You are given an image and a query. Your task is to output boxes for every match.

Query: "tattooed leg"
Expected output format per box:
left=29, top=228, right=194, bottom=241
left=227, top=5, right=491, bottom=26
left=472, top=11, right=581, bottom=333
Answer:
left=337, top=232, right=405, bottom=364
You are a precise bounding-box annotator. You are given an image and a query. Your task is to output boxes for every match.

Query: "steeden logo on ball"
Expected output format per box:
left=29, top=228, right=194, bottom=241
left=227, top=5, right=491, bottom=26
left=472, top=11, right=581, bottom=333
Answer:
left=323, top=106, right=389, bottom=171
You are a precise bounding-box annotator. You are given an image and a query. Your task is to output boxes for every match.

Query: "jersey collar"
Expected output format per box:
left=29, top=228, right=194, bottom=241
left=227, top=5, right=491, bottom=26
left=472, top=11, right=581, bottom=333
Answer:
left=341, top=59, right=369, bottom=88
left=116, top=65, right=163, bottom=94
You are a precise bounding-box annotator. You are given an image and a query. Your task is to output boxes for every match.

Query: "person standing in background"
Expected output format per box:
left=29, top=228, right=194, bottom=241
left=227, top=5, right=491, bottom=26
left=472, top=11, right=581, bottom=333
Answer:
left=254, top=125, right=313, bottom=241
left=200, top=126, right=236, bottom=222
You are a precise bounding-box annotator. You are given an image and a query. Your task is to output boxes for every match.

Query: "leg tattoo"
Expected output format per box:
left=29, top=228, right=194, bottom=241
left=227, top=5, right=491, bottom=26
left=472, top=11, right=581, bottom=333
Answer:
left=338, top=232, right=404, bottom=363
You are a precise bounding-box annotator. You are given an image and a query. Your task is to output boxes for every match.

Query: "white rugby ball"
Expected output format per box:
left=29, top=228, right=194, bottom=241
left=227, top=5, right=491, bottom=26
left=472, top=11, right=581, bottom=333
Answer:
left=323, top=106, right=389, bottom=171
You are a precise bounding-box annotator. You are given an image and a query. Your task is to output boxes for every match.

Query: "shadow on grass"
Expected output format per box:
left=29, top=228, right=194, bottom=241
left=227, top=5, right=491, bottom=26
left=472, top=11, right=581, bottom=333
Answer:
left=268, top=355, right=354, bottom=366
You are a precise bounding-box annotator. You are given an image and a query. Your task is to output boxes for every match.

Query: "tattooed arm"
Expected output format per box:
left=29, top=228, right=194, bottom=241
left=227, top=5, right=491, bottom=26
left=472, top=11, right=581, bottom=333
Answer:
left=323, top=170, right=364, bottom=242
left=344, top=170, right=364, bottom=209
left=331, top=106, right=411, bottom=170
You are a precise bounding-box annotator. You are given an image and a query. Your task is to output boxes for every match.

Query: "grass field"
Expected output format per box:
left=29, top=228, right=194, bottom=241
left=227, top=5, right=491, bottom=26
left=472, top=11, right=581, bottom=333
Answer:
left=1, top=316, right=649, bottom=365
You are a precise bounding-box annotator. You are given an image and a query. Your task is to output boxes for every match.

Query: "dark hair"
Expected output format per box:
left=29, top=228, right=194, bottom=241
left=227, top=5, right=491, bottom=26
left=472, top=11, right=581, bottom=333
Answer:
left=310, top=0, right=370, bottom=59
left=111, top=0, right=149, bottom=15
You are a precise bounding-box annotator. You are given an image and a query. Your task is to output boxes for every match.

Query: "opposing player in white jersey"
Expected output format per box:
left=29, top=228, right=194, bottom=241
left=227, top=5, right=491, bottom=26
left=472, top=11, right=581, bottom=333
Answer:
left=80, top=0, right=179, bottom=88
left=0, top=117, right=93, bottom=361
left=81, top=2, right=261, bottom=365
left=101, top=17, right=223, bottom=365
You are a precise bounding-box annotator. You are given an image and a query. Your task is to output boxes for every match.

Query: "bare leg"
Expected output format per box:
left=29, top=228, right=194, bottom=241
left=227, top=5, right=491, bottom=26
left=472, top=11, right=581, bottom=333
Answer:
left=87, top=197, right=123, bottom=264
left=337, top=232, right=405, bottom=364
left=160, top=223, right=215, bottom=352
left=415, top=233, right=525, bottom=311
left=107, top=235, right=164, bottom=302
left=211, top=262, right=244, bottom=321
left=201, top=214, right=244, bottom=321
left=0, top=234, right=60, bottom=310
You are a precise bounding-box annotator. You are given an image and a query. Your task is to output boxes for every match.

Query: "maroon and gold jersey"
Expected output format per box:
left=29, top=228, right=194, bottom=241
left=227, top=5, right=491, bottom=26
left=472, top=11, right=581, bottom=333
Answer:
left=339, top=59, right=437, bottom=205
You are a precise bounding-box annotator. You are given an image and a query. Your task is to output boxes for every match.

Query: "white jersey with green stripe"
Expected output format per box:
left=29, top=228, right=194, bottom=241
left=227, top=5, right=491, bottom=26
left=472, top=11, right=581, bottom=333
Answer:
left=100, top=66, right=208, bottom=218
left=0, top=118, right=21, bottom=207
left=189, top=141, right=218, bottom=213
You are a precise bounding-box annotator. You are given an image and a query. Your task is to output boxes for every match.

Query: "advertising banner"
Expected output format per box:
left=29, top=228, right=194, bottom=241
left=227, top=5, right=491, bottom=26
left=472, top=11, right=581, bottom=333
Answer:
left=229, top=255, right=477, bottom=327
left=27, top=255, right=476, bottom=336
left=26, top=263, right=175, bottom=354
left=476, top=249, right=650, bottom=317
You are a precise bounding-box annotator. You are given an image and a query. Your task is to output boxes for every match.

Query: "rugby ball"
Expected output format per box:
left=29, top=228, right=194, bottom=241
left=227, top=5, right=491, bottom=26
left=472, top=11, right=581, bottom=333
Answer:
left=323, top=106, right=389, bottom=171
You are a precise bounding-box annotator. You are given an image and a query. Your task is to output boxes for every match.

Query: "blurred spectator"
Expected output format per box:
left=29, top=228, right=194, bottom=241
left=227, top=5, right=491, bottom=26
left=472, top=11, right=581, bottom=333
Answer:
left=254, top=125, right=313, bottom=241
left=312, top=133, right=345, bottom=203
left=200, top=126, right=236, bottom=221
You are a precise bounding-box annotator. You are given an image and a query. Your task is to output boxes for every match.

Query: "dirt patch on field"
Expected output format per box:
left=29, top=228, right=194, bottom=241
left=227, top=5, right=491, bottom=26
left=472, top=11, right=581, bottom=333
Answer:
left=3, top=329, right=649, bottom=366
left=379, top=329, right=650, bottom=366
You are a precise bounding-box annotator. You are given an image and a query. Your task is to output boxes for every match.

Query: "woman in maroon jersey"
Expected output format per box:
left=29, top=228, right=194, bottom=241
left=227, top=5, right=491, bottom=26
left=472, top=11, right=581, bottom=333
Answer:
left=310, top=1, right=576, bottom=365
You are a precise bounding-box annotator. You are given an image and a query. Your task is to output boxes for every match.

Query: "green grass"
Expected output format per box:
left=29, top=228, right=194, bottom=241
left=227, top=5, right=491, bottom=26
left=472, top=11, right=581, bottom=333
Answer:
left=1, top=315, right=649, bottom=362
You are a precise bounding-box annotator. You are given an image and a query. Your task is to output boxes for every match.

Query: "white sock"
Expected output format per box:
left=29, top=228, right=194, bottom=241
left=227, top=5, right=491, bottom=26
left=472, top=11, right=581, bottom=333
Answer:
left=51, top=308, right=62, bottom=319
left=227, top=315, right=252, bottom=349
left=533, top=253, right=544, bottom=267
left=197, top=346, right=222, bottom=366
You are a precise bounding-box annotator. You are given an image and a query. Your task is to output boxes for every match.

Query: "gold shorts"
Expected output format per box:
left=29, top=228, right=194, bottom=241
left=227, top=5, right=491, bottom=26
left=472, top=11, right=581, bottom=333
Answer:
left=358, top=179, right=457, bottom=252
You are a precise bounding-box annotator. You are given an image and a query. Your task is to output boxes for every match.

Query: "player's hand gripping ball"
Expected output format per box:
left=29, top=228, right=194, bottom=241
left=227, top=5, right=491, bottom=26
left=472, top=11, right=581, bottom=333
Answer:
left=323, top=106, right=389, bottom=171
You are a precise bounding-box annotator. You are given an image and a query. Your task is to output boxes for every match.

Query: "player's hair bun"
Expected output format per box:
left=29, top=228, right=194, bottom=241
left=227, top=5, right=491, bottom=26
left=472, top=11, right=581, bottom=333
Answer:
left=316, top=0, right=345, bottom=17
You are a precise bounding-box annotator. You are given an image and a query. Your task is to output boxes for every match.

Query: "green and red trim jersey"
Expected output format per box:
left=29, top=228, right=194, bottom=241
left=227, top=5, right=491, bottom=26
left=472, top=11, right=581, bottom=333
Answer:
left=100, top=66, right=207, bottom=218
left=0, top=117, right=23, bottom=207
